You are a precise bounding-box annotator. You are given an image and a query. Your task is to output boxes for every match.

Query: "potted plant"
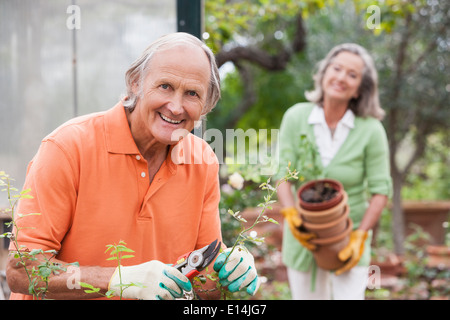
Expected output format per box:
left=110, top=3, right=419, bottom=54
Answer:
left=294, top=134, right=347, bottom=215
left=298, top=179, right=344, bottom=211
left=402, top=200, right=450, bottom=245
left=290, top=135, right=352, bottom=271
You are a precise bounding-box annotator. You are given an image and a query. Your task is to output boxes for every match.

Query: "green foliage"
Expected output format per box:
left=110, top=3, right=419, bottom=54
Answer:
left=205, top=0, right=338, bottom=54
left=0, top=171, right=71, bottom=299
left=104, top=241, right=142, bottom=299
left=207, top=0, right=449, bottom=212
left=401, top=224, right=450, bottom=299
left=195, top=166, right=299, bottom=299
left=402, top=131, right=450, bottom=200
left=80, top=240, right=142, bottom=299
left=296, top=134, right=323, bottom=183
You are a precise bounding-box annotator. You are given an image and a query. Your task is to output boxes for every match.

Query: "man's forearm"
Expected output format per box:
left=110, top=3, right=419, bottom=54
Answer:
left=6, top=254, right=115, bottom=299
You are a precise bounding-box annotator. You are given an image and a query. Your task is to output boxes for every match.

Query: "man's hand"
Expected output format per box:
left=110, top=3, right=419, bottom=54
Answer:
left=108, top=260, right=193, bottom=300
left=213, top=246, right=260, bottom=296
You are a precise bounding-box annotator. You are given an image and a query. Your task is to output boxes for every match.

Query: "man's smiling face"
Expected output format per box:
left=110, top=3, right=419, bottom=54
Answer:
left=131, top=43, right=211, bottom=146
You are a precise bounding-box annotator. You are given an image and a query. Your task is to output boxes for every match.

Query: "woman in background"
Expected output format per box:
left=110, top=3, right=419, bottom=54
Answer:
left=277, top=43, right=392, bottom=299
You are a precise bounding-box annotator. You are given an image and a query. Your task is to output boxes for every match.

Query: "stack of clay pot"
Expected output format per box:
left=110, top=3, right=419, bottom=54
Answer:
left=297, top=179, right=352, bottom=271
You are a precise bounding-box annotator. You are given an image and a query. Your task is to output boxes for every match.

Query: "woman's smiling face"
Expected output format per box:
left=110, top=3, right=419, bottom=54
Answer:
left=322, top=51, right=365, bottom=104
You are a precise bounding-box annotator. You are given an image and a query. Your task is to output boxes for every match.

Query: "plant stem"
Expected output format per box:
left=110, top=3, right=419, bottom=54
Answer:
left=225, top=173, right=295, bottom=264
left=3, top=176, right=35, bottom=296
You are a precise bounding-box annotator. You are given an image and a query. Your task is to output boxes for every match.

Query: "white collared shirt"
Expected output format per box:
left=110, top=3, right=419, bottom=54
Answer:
left=308, top=105, right=355, bottom=167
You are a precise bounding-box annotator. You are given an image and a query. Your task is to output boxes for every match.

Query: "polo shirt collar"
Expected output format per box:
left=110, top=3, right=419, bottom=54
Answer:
left=104, top=102, right=182, bottom=173
left=308, top=105, right=355, bottom=129
left=104, top=102, right=141, bottom=155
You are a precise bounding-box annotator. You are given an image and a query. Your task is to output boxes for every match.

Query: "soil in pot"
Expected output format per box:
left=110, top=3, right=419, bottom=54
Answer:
left=299, top=191, right=348, bottom=224
left=298, top=179, right=343, bottom=211
left=301, top=184, right=336, bottom=203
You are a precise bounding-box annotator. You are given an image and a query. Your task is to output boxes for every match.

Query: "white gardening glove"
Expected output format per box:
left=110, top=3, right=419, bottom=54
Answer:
left=213, top=246, right=261, bottom=295
left=108, top=260, right=193, bottom=300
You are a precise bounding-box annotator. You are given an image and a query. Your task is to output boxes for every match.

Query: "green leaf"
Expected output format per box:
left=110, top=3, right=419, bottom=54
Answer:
left=120, top=255, right=135, bottom=260
left=20, top=188, right=32, bottom=194
left=18, top=212, right=41, bottom=218
left=130, top=282, right=145, bottom=288
left=116, top=245, right=135, bottom=253
left=84, top=289, right=100, bottom=294
left=29, top=249, right=44, bottom=256
left=0, top=232, right=12, bottom=239
left=105, top=290, right=115, bottom=298
left=79, top=282, right=95, bottom=289
left=39, top=266, right=52, bottom=278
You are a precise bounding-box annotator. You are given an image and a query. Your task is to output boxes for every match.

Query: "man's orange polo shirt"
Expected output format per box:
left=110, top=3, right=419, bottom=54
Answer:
left=10, top=102, right=222, bottom=299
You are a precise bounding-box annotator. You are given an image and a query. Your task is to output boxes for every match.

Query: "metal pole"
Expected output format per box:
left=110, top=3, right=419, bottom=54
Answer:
left=71, top=0, right=78, bottom=117
left=177, top=0, right=205, bottom=137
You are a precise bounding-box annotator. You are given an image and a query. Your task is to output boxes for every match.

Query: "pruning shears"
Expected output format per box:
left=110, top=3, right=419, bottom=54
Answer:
left=172, top=239, right=221, bottom=279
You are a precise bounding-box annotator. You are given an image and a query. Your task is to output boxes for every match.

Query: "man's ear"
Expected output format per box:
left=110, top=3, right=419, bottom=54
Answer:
left=131, top=82, right=140, bottom=95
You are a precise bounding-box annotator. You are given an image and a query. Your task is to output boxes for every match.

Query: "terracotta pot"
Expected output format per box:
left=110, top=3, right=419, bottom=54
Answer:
left=426, top=245, right=450, bottom=268
left=402, top=200, right=450, bottom=245
left=299, top=191, right=348, bottom=224
left=303, top=204, right=350, bottom=238
left=370, top=253, right=405, bottom=277
left=309, top=218, right=353, bottom=271
left=297, top=179, right=344, bottom=211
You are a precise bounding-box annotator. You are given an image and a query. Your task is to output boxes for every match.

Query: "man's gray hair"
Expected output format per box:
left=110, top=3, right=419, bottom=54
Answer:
left=305, top=43, right=385, bottom=120
left=122, top=32, right=221, bottom=115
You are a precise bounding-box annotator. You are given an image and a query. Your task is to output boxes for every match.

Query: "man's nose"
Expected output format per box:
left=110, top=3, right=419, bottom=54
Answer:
left=167, top=93, right=184, bottom=115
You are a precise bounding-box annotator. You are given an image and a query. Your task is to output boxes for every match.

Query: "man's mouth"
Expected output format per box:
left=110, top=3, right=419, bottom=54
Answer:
left=159, top=113, right=183, bottom=124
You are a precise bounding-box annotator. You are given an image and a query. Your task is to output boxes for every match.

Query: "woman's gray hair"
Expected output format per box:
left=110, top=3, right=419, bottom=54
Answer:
left=122, top=32, right=221, bottom=115
left=305, top=43, right=385, bottom=120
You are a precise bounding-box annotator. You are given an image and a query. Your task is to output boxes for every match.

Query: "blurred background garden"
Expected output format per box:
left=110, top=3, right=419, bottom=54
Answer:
left=0, top=0, right=449, bottom=300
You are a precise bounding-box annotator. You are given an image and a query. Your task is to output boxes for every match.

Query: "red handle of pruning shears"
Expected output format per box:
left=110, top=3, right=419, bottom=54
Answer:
left=173, top=251, right=200, bottom=279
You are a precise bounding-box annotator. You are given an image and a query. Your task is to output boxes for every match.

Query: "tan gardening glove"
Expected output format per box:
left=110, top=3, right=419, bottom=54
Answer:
left=335, top=230, right=368, bottom=275
left=281, top=207, right=316, bottom=251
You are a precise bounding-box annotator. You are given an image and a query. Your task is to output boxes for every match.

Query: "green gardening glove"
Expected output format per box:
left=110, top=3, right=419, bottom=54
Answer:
left=213, top=246, right=260, bottom=295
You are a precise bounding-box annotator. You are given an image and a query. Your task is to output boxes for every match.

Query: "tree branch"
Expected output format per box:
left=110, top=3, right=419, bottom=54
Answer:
left=404, top=23, right=447, bottom=76
left=215, top=14, right=306, bottom=69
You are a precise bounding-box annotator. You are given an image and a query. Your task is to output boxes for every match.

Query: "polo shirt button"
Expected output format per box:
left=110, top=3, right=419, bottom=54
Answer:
left=136, top=155, right=141, bottom=161
left=141, top=172, right=146, bottom=178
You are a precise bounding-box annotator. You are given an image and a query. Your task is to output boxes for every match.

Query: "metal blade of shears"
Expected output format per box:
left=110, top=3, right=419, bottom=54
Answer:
left=197, top=239, right=221, bottom=271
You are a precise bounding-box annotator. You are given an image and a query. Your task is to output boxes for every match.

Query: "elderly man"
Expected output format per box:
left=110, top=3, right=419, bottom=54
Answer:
left=6, top=33, right=259, bottom=300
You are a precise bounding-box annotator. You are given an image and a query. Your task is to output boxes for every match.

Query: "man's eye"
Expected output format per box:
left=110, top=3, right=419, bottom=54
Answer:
left=188, top=91, right=198, bottom=97
left=160, top=84, right=170, bottom=89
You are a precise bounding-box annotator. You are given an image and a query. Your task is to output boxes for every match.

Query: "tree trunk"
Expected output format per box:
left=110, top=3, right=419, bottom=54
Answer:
left=391, top=170, right=405, bottom=255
